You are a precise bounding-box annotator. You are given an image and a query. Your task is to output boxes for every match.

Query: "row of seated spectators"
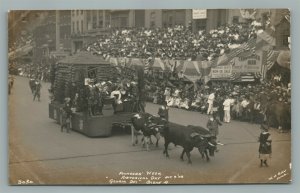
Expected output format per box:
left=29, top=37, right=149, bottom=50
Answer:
left=144, top=77, right=291, bottom=124
left=85, top=22, right=261, bottom=61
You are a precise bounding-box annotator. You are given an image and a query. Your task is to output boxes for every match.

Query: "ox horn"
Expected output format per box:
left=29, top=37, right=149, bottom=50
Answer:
left=200, top=134, right=211, bottom=138
left=190, top=132, right=200, bottom=138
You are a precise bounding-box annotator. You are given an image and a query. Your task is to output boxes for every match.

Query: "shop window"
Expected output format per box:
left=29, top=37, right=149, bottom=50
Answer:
left=248, top=60, right=256, bottom=65
left=232, top=16, right=239, bottom=24
left=76, top=21, right=79, bottom=33
left=150, top=21, right=155, bottom=28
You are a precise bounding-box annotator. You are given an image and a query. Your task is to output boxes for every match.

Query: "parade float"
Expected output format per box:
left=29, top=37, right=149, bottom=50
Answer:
left=48, top=51, right=144, bottom=137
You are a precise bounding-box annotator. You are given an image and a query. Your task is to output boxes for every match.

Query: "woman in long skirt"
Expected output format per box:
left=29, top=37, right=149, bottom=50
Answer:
left=258, top=124, right=272, bottom=167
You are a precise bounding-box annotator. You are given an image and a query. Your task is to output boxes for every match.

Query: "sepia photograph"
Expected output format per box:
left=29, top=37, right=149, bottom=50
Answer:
left=8, top=9, right=291, bottom=185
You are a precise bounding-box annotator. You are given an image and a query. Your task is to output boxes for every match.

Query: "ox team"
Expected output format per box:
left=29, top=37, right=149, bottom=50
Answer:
left=132, top=97, right=275, bottom=168
left=131, top=102, right=218, bottom=164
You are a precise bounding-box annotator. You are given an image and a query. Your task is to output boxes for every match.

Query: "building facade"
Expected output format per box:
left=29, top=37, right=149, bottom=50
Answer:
left=69, top=9, right=235, bottom=53
left=161, top=9, right=192, bottom=28
left=144, top=10, right=162, bottom=28
left=274, top=18, right=290, bottom=50
left=71, top=10, right=111, bottom=53
left=33, top=10, right=71, bottom=63
left=71, top=10, right=149, bottom=53
left=271, top=9, right=290, bottom=50
left=69, top=9, right=290, bottom=53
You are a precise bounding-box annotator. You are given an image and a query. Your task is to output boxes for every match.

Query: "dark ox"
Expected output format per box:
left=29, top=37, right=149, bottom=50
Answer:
left=265, top=101, right=291, bottom=132
left=163, top=123, right=217, bottom=164
left=131, top=112, right=167, bottom=151
left=186, top=125, right=218, bottom=160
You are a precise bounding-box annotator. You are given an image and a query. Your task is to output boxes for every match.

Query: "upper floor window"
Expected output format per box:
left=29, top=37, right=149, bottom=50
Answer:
left=247, top=60, right=256, bottom=65
left=232, top=16, right=239, bottom=24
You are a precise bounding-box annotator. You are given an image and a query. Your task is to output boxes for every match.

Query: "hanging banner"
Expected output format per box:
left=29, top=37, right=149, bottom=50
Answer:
left=153, top=58, right=165, bottom=70
left=131, top=58, right=143, bottom=67
left=184, top=75, right=200, bottom=83
left=109, top=57, right=118, bottom=66
left=192, top=9, right=207, bottom=19
left=211, top=65, right=232, bottom=79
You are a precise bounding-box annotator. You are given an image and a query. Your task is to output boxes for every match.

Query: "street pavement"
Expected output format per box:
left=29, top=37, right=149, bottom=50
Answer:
left=8, top=76, right=291, bottom=185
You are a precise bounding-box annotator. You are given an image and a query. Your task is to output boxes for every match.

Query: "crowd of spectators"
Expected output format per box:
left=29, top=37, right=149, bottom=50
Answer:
left=81, top=19, right=289, bottom=125
left=86, top=22, right=260, bottom=61
left=145, top=75, right=290, bottom=124
left=9, top=32, right=33, bottom=53
left=22, top=17, right=287, bottom=127
left=18, top=63, right=51, bottom=82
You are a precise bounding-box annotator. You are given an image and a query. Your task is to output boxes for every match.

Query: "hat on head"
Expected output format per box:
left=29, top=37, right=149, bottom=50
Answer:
left=64, top=97, right=71, bottom=102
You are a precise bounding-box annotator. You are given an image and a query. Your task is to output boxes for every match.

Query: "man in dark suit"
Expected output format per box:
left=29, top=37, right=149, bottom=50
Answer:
left=158, top=101, right=169, bottom=121
left=33, top=80, right=42, bottom=101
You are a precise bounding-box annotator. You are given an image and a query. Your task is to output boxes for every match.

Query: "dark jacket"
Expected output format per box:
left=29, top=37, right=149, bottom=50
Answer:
left=63, top=102, right=72, bottom=118
left=206, top=118, right=222, bottom=137
left=158, top=105, right=169, bottom=121
left=259, top=131, right=272, bottom=154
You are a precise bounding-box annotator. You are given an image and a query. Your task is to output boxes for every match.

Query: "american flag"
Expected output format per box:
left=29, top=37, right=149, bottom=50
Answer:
left=254, top=72, right=262, bottom=80
left=211, top=38, right=257, bottom=67
left=143, top=57, right=153, bottom=73
left=230, top=72, right=239, bottom=81
left=261, top=50, right=280, bottom=79
left=266, top=50, right=280, bottom=70
left=240, top=73, right=255, bottom=82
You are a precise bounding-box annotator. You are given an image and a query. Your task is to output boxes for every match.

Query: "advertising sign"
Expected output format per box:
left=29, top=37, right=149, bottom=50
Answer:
left=192, top=9, right=207, bottom=19
left=211, top=65, right=232, bottom=79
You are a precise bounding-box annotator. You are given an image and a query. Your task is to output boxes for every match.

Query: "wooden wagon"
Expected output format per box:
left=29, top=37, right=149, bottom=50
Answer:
left=48, top=51, right=134, bottom=137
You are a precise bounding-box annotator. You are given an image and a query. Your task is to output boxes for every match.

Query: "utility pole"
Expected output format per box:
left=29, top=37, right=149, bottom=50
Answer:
left=103, top=10, right=106, bottom=28
left=55, top=10, right=60, bottom=51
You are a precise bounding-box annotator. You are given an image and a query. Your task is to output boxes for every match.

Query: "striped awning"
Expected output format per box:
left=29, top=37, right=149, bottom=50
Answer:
left=231, top=73, right=257, bottom=82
